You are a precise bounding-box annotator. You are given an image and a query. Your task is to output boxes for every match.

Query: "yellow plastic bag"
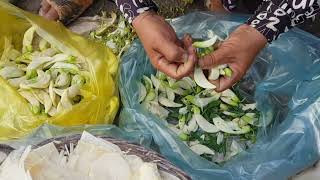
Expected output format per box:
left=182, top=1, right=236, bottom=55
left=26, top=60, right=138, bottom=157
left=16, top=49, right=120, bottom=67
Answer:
left=0, top=2, right=119, bottom=139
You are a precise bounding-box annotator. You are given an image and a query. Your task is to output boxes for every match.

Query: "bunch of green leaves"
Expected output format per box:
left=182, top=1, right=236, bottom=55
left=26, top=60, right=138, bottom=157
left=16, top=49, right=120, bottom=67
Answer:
left=90, top=12, right=137, bottom=58
left=0, top=27, right=88, bottom=117
left=139, top=71, right=260, bottom=163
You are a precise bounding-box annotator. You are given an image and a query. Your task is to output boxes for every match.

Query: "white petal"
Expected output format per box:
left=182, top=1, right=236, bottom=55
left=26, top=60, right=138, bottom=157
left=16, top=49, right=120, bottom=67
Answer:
left=68, top=85, right=81, bottom=98
left=178, top=107, right=188, bottom=115
left=165, top=87, right=175, bottom=101
left=216, top=132, right=224, bottom=145
left=138, top=82, right=147, bottom=103
left=186, top=117, right=198, bottom=132
left=194, top=114, right=219, bottom=133
left=20, top=70, right=51, bottom=89
left=194, top=67, right=216, bottom=89
left=0, top=66, right=25, bottom=79
left=212, top=116, right=251, bottom=134
left=158, top=96, right=182, bottom=108
left=190, top=144, right=215, bottom=155
left=54, top=72, right=71, bottom=88
left=7, top=76, right=27, bottom=88
left=208, top=67, right=220, bottom=81
left=242, top=103, right=257, bottom=111
left=57, top=89, right=73, bottom=113
left=49, top=81, right=57, bottom=106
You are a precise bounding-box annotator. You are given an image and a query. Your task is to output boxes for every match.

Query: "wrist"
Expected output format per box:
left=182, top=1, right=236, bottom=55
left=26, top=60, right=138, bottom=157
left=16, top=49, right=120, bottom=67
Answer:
left=116, top=0, right=158, bottom=23
left=238, top=24, right=267, bottom=48
left=132, top=11, right=159, bottom=30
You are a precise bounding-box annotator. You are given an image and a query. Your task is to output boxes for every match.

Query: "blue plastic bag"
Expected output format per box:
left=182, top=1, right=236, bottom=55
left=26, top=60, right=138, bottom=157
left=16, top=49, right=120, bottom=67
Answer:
left=118, top=12, right=320, bottom=180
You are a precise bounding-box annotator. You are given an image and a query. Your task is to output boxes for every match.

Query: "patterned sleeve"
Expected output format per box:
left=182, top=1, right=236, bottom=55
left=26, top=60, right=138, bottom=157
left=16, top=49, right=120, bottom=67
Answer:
left=222, top=0, right=238, bottom=11
left=115, top=0, right=158, bottom=23
left=247, top=0, right=320, bottom=42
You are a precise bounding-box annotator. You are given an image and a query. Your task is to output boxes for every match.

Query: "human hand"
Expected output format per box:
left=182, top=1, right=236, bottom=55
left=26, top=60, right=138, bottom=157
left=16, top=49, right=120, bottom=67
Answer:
left=39, top=0, right=92, bottom=24
left=133, top=11, right=197, bottom=79
left=198, top=24, right=267, bottom=92
left=39, top=0, right=59, bottom=21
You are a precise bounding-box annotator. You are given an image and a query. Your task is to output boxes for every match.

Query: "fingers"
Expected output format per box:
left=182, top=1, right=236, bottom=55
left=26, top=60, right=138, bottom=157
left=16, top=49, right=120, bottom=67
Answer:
left=183, top=33, right=197, bottom=62
left=156, top=46, right=196, bottom=79
left=179, top=46, right=197, bottom=76
left=39, top=0, right=51, bottom=16
left=212, top=65, right=243, bottom=92
left=156, top=60, right=182, bottom=79
left=149, top=33, right=197, bottom=79
left=155, top=38, right=188, bottom=63
left=43, top=7, right=59, bottom=21
left=154, top=33, right=195, bottom=64
left=182, top=34, right=193, bottom=48
left=198, top=46, right=229, bottom=69
left=39, top=0, right=59, bottom=21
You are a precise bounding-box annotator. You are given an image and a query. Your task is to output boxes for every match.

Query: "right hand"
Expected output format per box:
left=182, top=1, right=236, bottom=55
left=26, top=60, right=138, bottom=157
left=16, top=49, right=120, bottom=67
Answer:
left=133, top=11, right=197, bottom=79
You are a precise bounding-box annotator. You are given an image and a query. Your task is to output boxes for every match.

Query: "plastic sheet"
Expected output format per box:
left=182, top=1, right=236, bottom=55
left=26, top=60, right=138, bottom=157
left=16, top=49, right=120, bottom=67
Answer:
left=0, top=2, right=119, bottom=139
left=0, top=124, right=153, bottom=150
left=119, top=12, right=320, bottom=180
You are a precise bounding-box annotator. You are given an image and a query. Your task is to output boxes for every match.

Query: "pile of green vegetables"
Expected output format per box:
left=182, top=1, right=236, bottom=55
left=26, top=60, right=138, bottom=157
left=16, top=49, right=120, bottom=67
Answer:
left=0, top=26, right=89, bottom=116
left=90, top=12, right=137, bottom=58
left=139, top=32, right=260, bottom=163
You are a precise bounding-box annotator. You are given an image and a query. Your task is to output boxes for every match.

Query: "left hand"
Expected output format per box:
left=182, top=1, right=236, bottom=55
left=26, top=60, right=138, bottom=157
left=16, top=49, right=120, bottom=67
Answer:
left=198, top=24, right=267, bottom=92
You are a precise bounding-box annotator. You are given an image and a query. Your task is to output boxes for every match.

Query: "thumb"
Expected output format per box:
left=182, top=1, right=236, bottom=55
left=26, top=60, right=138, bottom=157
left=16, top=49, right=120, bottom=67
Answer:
left=156, top=39, right=188, bottom=63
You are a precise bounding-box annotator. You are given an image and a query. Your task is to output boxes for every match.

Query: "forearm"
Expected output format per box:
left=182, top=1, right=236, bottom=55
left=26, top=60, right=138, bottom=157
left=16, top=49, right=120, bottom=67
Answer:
left=247, top=0, right=320, bottom=42
left=115, top=0, right=158, bottom=23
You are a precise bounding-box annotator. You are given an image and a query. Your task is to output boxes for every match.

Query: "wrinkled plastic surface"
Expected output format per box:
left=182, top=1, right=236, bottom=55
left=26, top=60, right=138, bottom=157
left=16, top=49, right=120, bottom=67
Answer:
left=1, top=124, right=152, bottom=150
left=0, top=2, right=119, bottom=139
left=119, top=12, right=320, bottom=180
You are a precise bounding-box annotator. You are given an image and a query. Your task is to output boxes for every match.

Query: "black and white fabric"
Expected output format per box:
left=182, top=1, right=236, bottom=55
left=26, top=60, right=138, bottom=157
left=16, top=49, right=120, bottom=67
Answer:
left=115, top=0, right=158, bottom=23
left=222, top=0, right=238, bottom=11
left=247, top=0, right=320, bottom=42
left=115, top=0, right=320, bottom=42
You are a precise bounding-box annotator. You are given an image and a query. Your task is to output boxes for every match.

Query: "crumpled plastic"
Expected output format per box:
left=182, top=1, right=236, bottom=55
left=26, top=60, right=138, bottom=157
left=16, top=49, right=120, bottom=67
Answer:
left=0, top=124, right=152, bottom=150
left=0, top=2, right=119, bottom=140
left=118, top=12, right=320, bottom=180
